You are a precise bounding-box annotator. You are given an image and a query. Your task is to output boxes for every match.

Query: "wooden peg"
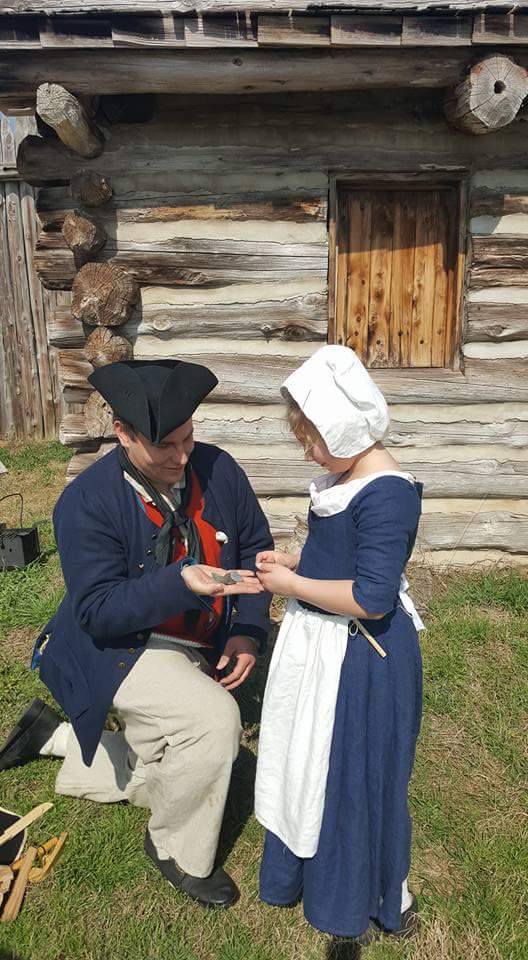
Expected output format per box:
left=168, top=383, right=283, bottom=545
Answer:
left=1, top=847, right=37, bottom=921
left=0, top=803, right=53, bottom=849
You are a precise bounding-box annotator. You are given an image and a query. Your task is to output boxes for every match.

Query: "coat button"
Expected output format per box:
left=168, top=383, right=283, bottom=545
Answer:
left=146, top=549, right=153, bottom=556
left=117, top=661, right=126, bottom=669
left=128, top=647, right=136, bottom=654
left=138, top=563, right=144, bottom=570
left=137, top=632, right=145, bottom=640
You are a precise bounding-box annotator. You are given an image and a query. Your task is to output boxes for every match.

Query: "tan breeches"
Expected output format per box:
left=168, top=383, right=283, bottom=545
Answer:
left=54, top=639, right=242, bottom=877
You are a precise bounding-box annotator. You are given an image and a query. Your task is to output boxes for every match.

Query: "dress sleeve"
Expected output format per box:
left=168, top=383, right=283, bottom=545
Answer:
left=351, top=478, right=421, bottom=616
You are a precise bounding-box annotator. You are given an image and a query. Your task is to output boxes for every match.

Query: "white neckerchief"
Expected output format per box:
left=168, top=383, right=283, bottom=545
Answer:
left=310, top=469, right=417, bottom=518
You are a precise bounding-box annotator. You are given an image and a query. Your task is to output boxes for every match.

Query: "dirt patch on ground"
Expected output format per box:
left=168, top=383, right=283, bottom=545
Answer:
left=0, top=462, right=67, bottom=525
left=0, top=626, right=36, bottom=663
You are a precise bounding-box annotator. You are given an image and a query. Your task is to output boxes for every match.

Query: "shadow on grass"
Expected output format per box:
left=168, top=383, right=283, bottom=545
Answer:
left=217, top=744, right=257, bottom=868
left=326, top=940, right=361, bottom=959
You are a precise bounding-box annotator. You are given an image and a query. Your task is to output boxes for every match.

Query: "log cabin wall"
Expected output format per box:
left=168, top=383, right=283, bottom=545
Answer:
left=26, top=90, right=528, bottom=564
left=0, top=115, right=62, bottom=439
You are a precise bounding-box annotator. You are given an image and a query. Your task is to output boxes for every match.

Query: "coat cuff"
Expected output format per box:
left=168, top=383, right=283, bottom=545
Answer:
left=175, top=557, right=213, bottom=611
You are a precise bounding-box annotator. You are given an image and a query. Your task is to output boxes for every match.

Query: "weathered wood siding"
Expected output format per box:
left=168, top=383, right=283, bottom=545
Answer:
left=28, top=91, right=528, bottom=561
left=0, top=114, right=62, bottom=439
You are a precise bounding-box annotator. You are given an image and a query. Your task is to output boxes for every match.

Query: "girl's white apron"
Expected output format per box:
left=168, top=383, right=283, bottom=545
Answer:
left=254, top=471, right=424, bottom=859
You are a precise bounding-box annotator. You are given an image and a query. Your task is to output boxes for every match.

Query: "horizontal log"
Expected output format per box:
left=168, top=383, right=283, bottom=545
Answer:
left=58, top=350, right=94, bottom=389
left=470, top=213, right=528, bottom=236
left=58, top=350, right=528, bottom=404
left=38, top=230, right=327, bottom=260
left=128, top=292, right=327, bottom=341
left=37, top=193, right=328, bottom=231
left=34, top=245, right=327, bottom=289
left=466, top=301, right=528, bottom=341
left=19, top=95, right=528, bottom=193
left=0, top=49, right=479, bottom=98
left=47, top=311, right=84, bottom=346
left=463, top=340, right=528, bottom=359
left=469, top=267, right=528, bottom=289
left=418, top=505, right=528, bottom=554
left=60, top=403, right=528, bottom=450
left=265, top=497, right=528, bottom=553
left=470, top=188, right=528, bottom=218
left=472, top=236, right=528, bottom=268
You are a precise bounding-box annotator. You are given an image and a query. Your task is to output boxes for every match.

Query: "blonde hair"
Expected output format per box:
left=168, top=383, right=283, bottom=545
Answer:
left=284, top=391, right=325, bottom=454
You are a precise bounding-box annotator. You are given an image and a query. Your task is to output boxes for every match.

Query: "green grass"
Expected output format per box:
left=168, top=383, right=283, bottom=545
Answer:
left=1, top=442, right=527, bottom=960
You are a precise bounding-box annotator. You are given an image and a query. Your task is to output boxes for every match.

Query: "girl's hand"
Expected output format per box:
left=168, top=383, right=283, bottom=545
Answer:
left=256, top=561, right=298, bottom=598
left=181, top=564, right=264, bottom=597
left=256, top=550, right=300, bottom=571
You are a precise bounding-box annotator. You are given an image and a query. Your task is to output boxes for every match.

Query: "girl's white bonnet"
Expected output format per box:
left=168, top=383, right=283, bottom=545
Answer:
left=280, top=345, right=390, bottom=458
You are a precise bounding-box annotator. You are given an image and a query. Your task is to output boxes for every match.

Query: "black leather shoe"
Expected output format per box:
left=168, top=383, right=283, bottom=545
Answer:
left=144, top=830, right=239, bottom=908
left=387, top=895, right=420, bottom=939
left=371, top=896, right=420, bottom=941
left=0, top=698, right=63, bottom=771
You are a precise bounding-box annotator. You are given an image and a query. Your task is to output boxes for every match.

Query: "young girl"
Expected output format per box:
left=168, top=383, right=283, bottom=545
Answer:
left=254, top=345, right=424, bottom=944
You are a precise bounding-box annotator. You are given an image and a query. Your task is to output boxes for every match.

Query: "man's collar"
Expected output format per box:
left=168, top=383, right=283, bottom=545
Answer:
left=123, top=470, right=185, bottom=509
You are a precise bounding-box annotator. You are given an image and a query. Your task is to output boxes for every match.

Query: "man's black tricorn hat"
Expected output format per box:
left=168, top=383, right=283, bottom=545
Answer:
left=88, top=359, right=218, bottom=443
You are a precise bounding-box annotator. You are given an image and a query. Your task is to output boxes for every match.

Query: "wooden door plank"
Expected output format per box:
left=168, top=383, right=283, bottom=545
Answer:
left=444, top=185, right=463, bottom=367
left=334, top=190, right=349, bottom=349
left=345, top=191, right=371, bottom=361
left=367, top=191, right=393, bottom=368
left=430, top=189, right=448, bottom=367
left=410, top=191, right=435, bottom=367
left=390, top=191, right=416, bottom=366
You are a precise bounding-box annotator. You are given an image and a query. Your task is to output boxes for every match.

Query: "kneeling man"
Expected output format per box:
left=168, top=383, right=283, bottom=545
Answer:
left=0, top=359, right=272, bottom=908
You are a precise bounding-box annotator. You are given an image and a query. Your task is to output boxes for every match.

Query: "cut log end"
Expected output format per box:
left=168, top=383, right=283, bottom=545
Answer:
left=72, top=261, right=138, bottom=327
left=84, top=392, right=115, bottom=440
left=70, top=169, right=113, bottom=207
left=445, top=54, right=528, bottom=135
left=61, top=210, right=107, bottom=262
left=84, top=327, right=133, bottom=367
left=36, top=83, right=104, bottom=159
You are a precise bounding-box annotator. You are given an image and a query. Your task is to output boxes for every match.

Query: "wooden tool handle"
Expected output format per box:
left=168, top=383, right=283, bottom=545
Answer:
left=352, top=618, right=387, bottom=659
left=0, top=802, right=53, bottom=848
left=1, top=847, right=37, bottom=921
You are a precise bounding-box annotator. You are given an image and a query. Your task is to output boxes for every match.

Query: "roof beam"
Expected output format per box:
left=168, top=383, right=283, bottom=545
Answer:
left=0, top=47, right=500, bottom=98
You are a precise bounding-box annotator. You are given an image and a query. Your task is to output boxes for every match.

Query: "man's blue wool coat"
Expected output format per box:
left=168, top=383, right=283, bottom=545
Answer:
left=33, top=443, right=273, bottom=766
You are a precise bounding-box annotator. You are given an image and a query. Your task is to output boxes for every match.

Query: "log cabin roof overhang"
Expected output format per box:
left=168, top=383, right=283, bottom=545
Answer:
left=3, top=5, right=528, bottom=113
left=2, top=6, right=528, bottom=53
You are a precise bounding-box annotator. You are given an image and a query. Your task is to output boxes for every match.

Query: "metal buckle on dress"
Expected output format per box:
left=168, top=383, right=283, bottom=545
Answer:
left=348, top=622, right=358, bottom=638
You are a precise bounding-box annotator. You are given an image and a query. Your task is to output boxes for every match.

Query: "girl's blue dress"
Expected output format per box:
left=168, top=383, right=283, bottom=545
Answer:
left=259, top=475, right=423, bottom=937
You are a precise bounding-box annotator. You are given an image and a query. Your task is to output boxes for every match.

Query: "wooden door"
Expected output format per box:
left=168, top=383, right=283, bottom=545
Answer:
left=334, top=186, right=459, bottom=368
